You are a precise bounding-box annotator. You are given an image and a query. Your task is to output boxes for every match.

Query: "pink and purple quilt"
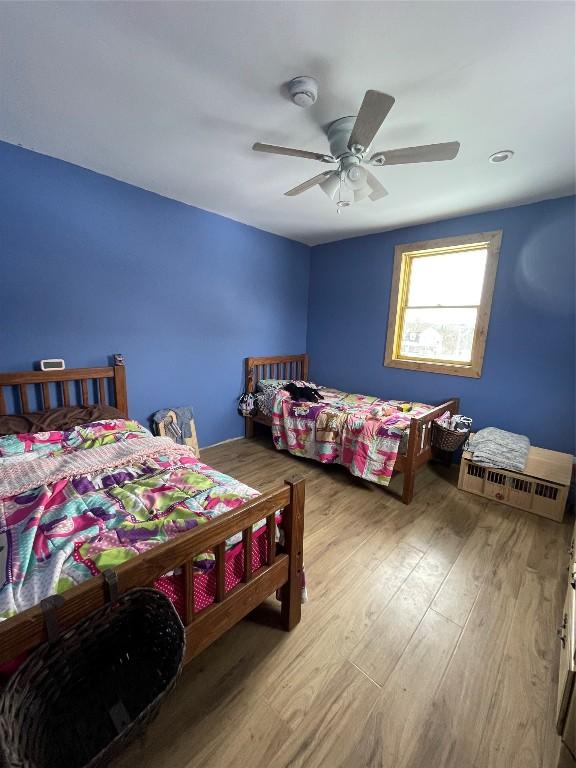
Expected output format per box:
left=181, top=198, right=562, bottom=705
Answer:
left=0, top=420, right=265, bottom=620
left=271, top=387, right=433, bottom=486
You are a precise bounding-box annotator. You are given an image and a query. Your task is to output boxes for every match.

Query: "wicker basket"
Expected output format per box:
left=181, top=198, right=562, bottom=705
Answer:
left=431, top=421, right=471, bottom=452
left=0, top=587, right=185, bottom=768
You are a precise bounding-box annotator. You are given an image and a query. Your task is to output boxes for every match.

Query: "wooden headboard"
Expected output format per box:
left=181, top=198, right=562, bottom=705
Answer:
left=245, top=354, right=309, bottom=393
left=0, top=363, right=128, bottom=418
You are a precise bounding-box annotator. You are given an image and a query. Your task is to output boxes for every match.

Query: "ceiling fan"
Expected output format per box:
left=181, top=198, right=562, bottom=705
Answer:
left=253, top=90, right=460, bottom=212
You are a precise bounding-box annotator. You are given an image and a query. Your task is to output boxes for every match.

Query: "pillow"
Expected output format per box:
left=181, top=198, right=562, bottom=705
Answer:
left=256, top=378, right=316, bottom=392
left=256, top=378, right=288, bottom=391
left=0, top=405, right=125, bottom=436
left=255, top=385, right=281, bottom=417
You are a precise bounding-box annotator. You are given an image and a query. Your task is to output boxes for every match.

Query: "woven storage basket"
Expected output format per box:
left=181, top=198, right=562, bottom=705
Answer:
left=0, top=587, right=185, bottom=768
left=431, top=422, right=471, bottom=452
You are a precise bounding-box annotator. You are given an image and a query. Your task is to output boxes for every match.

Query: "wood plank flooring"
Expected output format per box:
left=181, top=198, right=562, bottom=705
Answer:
left=113, top=436, right=572, bottom=768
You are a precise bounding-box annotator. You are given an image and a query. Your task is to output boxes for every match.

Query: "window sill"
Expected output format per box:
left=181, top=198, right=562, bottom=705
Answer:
left=384, top=356, right=481, bottom=378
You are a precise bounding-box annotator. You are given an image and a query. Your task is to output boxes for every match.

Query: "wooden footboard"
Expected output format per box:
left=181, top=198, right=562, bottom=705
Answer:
left=395, top=398, right=460, bottom=504
left=0, top=478, right=305, bottom=667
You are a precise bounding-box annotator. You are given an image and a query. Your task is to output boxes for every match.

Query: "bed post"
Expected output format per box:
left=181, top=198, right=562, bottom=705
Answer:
left=113, top=363, right=128, bottom=418
left=402, top=417, right=419, bottom=505
left=402, top=471, right=416, bottom=505
left=281, top=477, right=305, bottom=631
left=245, top=357, right=255, bottom=438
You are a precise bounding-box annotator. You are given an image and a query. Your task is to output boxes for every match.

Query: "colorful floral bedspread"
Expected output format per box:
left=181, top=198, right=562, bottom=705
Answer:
left=271, top=387, right=433, bottom=486
left=0, top=420, right=261, bottom=619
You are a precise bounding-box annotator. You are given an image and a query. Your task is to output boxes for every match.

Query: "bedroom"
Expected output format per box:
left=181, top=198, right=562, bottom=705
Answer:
left=0, top=1, right=574, bottom=767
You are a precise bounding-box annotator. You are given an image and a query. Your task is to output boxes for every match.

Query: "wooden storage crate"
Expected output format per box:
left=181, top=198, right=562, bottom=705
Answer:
left=459, top=443, right=573, bottom=522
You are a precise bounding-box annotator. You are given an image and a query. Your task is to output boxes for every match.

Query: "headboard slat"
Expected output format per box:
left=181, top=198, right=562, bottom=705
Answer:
left=61, top=381, right=70, bottom=407
left=80, top=379, right=89, bottom=407
left=18, top=385, right=30, bottom=413
left=41, top=382, right=51, bottom=410
left=98, top=377, right=106, bottom=406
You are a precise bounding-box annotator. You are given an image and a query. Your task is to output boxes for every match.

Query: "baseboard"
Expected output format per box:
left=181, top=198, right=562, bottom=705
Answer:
left=201, top=435, right=244, bottom=451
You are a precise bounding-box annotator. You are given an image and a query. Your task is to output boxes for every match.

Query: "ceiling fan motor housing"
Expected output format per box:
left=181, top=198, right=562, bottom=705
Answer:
left=327, top=116, right=359, bottom=158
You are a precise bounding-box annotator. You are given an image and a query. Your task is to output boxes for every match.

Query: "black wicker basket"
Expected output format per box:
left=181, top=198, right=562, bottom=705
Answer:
left=0, top=587, right=185, bottom=768
left=431, top=421, right=471, bottom=452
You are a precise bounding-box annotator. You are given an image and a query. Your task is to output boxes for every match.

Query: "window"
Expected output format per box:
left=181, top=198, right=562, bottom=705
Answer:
left=384, top=231, right=501, bottom=378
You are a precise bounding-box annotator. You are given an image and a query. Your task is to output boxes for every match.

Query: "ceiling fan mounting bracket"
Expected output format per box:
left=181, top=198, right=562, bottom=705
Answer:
left=370, top=153, right=386, bottom=165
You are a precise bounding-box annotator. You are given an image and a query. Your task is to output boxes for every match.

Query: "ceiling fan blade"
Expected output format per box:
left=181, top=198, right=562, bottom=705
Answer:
left=369, top=141, right=461, bottom=166
left=253, top=142, right=335, bottom=163
left=365, top=170, right=388, bottom=202
left=285, top=171, right=336, bottom=197
left=348, top=91, right=396, bottom=151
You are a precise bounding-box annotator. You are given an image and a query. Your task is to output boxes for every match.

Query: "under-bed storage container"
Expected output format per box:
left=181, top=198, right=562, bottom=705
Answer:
left=458, top=444, right=572, bottom=522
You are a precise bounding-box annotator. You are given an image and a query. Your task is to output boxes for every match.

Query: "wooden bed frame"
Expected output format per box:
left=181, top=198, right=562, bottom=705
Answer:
left=0, top=362, right=305, bottom=667
left=245, top=353, right=459, bottom=505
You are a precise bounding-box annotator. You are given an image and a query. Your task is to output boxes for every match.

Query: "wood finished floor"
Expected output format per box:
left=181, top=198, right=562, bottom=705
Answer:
left=114, top=436, right=572, bottom=768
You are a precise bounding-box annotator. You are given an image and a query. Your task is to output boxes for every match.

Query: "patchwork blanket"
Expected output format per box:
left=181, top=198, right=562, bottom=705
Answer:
left=271, top=387, right=433, bottom=486
left=0, top=420, right=261, bottom=619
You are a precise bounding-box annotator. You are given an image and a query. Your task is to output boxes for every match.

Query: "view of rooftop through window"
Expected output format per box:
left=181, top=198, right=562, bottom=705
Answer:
left=399, top=247, right=488, bottom=364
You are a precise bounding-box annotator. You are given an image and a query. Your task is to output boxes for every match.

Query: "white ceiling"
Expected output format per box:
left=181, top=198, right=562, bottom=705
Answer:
left=1, top=1, right=574, bottom=246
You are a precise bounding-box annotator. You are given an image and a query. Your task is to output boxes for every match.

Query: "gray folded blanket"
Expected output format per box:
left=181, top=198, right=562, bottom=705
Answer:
left=468, top=427, right=530, bottom=472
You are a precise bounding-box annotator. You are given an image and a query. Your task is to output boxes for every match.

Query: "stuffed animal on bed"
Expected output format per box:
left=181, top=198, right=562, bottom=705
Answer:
left=370, top=404, right=397, bottom=418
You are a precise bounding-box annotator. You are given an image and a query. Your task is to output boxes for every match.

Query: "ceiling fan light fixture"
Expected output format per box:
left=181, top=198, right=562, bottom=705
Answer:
left=344, top=164, right=367, bottom=191
left=354, top=186, right=371, bottom=203
left=319, top=172, right=340, bottom=200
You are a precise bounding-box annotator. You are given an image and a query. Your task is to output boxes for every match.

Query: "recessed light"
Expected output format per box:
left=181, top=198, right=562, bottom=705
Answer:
left=489, top=150, right=514, bottom=163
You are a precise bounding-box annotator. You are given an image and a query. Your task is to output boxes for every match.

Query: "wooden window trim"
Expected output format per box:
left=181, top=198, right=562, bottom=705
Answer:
left=384, top=230, right=502, bottom=378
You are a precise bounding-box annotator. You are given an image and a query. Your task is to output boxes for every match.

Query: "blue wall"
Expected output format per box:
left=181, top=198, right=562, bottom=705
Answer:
left=0, top=141, right=310, bottom=446
left=308, top=197, right=576, bottom=454
left=2, top=139, right=574, bottom=454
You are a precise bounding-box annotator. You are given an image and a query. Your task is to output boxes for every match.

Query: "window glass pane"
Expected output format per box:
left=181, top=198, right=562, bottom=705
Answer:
left=399, top=307, right=478, bottom=363
left=407, top=248, right=487, bottom=307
